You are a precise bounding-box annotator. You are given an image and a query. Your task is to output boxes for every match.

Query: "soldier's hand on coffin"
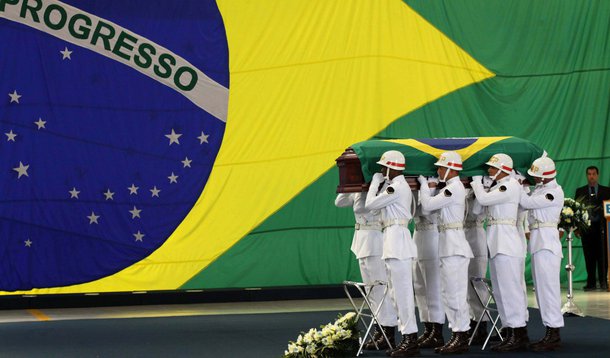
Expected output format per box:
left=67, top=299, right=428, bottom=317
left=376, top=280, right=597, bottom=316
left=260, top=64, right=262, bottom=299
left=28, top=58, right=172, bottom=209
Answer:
left=472, top=175, right=483, bottom=183
left=427, top=176, right=439, bottom=188
left=482, top=176, right=494, bottom=188
left=417, top=175, right=427, bottom=186
left=371, top=172, right=384, bottom=183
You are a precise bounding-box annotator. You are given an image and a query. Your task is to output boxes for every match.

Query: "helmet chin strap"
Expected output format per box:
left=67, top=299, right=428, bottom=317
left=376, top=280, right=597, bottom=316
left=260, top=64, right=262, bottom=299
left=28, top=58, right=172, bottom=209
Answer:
left=439, top=168, right=450, bottom=182
left=489, top=169, right=501, bottom=182
left=384, top=166, right=390, bottom=181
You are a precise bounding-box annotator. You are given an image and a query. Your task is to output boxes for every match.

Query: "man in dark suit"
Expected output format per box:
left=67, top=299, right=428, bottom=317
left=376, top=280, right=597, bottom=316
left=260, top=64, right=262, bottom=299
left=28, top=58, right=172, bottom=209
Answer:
left=575, top=166, right=610, bottom=290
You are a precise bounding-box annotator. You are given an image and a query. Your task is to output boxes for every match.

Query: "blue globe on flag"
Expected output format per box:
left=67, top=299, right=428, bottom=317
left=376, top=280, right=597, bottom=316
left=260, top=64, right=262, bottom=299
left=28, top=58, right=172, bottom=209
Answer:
left=0, top=0, right=229, bottom=291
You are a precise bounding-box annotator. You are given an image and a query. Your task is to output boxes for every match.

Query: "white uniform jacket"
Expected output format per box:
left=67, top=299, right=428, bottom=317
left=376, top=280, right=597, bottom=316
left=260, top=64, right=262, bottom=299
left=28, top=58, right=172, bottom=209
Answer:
left=472, top=176, right=524, bottom=258
left=366, top=173, right=417, bottom=260
left=413, top=190, right=440, bottom=261
left=335, top=192, right=383, bottom=259
left=519, top=179, right=564, bottom=257
left=517, top=186, right=531, bottom=256
left=465, top=190, right=487, bottom=257
left=420, top=176, right=473, bottom=259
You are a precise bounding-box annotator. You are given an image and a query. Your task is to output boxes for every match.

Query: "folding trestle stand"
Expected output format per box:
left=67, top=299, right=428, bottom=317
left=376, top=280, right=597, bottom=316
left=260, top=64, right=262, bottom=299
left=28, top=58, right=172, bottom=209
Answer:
left=343, top=280, right=393, bottom=356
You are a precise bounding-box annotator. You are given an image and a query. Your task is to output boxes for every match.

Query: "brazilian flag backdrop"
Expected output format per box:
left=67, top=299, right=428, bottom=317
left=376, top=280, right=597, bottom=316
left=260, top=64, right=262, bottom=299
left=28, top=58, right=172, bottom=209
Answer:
left=0, top=0, right=608, bottom=295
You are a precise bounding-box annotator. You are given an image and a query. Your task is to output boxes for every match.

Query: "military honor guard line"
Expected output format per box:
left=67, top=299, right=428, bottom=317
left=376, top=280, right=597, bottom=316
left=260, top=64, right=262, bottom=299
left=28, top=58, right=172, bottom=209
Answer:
left=336, top=151, right=564, bottom=356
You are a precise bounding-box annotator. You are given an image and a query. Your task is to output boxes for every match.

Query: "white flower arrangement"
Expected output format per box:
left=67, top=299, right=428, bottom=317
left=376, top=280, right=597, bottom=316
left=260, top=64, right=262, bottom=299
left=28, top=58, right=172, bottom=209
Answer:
left=560, top=198, right=592, bottom=233
left=283, top=312, right=359, bottom=358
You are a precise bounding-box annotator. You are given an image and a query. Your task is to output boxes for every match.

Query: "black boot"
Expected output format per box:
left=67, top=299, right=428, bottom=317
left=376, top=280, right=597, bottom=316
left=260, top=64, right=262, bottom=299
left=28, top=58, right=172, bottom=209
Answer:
left=417, top=322, right=432, bottom=345
left=420, top=323, right=444, bottom=349
left=437, top=331, right=470, bottom=355
left=434, top=331, right=455, bottom=354
left=469, top=321, right=488, bottom=345
left=490, top=327, right=512, bottom=351
left=495, top=326, right=529, bottom=352
left=529, top=326, right=561, bottom=351
left=467, top=320, right=475, bottom=338
left=389, top=333, right=420, bottom=357
left=365, top=325, right=396, bottom=350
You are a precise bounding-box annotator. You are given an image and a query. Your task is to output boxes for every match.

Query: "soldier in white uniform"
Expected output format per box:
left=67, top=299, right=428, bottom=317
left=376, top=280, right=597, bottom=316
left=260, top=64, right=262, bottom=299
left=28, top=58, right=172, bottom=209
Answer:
left=418, top=151, right=473, bottom=355
left=520, top=156, right=564, bottom=351
left=471, top=154, right=530, bottom=352
left=335, top=192, right=398, bottom=350
left=365, top=150, right=419, bottom=357
left=464, top=188, right=489, bottom=344
left=412, top=177, right=445, bottom=349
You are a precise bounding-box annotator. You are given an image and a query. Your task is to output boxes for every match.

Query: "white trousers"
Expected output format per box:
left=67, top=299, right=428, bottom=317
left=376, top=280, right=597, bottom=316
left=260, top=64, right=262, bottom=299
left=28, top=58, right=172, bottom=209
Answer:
left=413, top=258, right=445, bottom=324
left=359, top=256, right=398, bottom=327
left=467, top=255, right=489, bottom=321
left=440, top=256, right=471, bottom=332
left=531, top=250, right=564, bottom=328
left=385, top=258, right=418, bottom=334
left=489, top=254, right=528, bottom=328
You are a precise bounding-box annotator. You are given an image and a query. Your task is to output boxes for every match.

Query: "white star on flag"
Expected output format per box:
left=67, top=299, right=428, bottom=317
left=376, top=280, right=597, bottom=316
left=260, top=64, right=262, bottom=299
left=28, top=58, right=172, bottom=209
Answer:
left=24, top=239, right=32, bottom=247
left=168, top=172, right=178, bottom=183
left=181, top=157, right=192, bottom=168
left=133, top=231, right=145, bottom=242
left=165, top=129, right=182, bottom=145
left=129, top=206, right=142, bottom=219
left=87, top=211, right=100, bottom=224
left=150, top=186, right=161, bottom=197
left=60, top=47, right=73, bottom=60
left=8, top=90, right=21, bottom=103
left=5, top=130, right=17, bottom=142
left=69, top=187, right=80, bottom=199
left=13, top=162, right=29, bottom=178
left=103, top=189, right=115, bottom=200
left=197, top=131, right=209, bottom=144
left=128, top=184, right=139, bottom=195
left=34, top=118, right=47, bottom=129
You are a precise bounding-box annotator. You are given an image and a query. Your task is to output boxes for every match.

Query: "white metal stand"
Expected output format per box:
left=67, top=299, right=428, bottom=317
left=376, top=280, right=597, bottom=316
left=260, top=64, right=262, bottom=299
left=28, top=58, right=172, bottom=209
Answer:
left=343, top=280, right=393, bottom=356
left=468, top=276, right=504, bottom=350
left=561, top=228, right=584, bottom=317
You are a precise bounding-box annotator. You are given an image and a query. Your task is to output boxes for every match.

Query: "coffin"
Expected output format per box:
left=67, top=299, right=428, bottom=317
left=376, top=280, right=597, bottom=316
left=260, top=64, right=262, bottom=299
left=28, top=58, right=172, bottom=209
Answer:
left=336, top=137, right=543, bottom=193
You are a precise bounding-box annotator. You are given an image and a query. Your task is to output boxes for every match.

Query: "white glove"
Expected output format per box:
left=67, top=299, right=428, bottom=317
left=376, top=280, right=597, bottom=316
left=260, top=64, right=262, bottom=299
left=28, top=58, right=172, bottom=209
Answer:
left=482, top=176, right=494, bottom=188
left=471, top=175, right=483, bottom=183
left=417, top=175, right=427, bottom=186
left=427, top=176, right=440, bottom=184
left=371, top=172, right=384, bottom=183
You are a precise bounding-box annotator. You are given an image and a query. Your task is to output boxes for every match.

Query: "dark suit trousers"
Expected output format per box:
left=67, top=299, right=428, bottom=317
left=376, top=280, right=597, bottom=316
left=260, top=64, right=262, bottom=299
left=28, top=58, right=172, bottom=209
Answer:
left=581, top=223, right=607, bottom=286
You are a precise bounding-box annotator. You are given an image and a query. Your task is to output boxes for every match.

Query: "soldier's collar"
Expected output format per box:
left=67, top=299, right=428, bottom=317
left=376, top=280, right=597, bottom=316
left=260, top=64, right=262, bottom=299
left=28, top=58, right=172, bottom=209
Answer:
left=542, top=179, right=558, bottom=188
left=446, top=176, right=461, bottom=184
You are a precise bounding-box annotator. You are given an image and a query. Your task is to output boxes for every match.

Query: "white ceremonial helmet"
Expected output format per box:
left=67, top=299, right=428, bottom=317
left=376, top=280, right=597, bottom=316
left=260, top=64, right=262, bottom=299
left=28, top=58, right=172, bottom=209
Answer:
left=377, top=150, right=406, bottom=171
left=528, top=156, right=556, bottom=178
left=485, top=153, right=513, bottom=174
left=434, top=151, right=463, bottom=171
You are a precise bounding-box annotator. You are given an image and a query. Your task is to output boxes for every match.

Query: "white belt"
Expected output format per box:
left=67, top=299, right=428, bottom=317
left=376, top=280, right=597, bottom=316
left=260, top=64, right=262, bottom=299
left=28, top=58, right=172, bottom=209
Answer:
left=439, top=222, right=464, bottom=232
left=464, top=221, right=484, bottom=229
left=382, top=218, right=411, bottom=230
left=415, top=223, right=437, bottom=231
left=487, top=218, right=516, bottom=226
left=354, top=222, right=383, bottom=231
left=529, top=221, right=558, bottom=230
